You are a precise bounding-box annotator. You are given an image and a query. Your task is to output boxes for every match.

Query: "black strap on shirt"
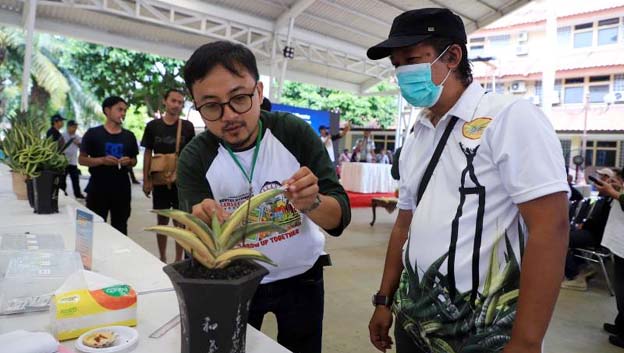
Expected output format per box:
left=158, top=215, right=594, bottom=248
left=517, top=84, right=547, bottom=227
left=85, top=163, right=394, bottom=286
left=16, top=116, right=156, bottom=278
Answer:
left=404, top=116, right=459, bottom=284
left=416, top=116, right=459, bottom=207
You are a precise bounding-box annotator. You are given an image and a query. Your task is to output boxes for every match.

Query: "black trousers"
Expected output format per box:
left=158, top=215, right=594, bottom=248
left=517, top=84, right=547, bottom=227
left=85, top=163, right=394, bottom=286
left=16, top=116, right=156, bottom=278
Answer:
left=394, top=322, right=429, bottom=353
left=86, top=191, right=131, bottom=235
left=613, top=255, right=624, bottom=335
left=63, top=165, right=83, bottom=197
left=248, top=258, right=325, bottom=353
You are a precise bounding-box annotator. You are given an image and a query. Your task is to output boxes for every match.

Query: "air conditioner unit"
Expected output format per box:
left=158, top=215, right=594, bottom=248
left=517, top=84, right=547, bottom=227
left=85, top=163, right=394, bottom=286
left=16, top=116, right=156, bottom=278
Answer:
left=604, top=91, right=624, bottom=104
left=516, top=44, right=529, bottom=56
left=510, top=81, right=527, bottom=93
left=518, top=31, right=528, bottom=42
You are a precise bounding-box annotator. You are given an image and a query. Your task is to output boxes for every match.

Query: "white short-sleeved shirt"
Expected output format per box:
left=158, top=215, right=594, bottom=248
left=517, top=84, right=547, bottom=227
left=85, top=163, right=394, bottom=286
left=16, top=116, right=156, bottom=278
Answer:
left=62, top=132, right=81, bottom=166
left=398, top=82, right=568, bottom=294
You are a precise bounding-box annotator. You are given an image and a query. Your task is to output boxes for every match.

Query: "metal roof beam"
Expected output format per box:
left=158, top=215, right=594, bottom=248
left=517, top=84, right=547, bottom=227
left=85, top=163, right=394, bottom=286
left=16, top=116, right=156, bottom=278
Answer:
left=317, top=0, right=390, bottom=29
left=275, top=0, right=317, bottom=30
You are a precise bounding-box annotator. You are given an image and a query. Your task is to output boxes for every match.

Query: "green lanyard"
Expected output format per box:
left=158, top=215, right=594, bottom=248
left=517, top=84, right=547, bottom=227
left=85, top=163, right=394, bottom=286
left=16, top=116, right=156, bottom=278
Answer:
left=224, top=120, right=263, bottom=189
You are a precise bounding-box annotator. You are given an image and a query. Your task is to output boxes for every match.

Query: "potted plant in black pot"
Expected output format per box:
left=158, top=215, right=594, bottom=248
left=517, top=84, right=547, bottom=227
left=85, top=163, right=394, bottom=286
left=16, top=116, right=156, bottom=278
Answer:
left=13, top=137, right=68, bottom=214
left=145, top=188, right=285, bottom=353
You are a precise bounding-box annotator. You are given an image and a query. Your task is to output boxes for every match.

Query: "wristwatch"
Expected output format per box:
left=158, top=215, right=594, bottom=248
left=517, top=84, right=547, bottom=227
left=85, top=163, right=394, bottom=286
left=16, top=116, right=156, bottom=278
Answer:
left=372, top=293, right=392, bottom=307
left=300, top=195, right=322, bottom=214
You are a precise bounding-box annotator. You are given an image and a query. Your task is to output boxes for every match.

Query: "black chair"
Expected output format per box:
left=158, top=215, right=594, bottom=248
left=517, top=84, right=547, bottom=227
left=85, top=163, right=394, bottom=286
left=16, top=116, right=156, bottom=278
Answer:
left=573, top=246, right=614, bottom=296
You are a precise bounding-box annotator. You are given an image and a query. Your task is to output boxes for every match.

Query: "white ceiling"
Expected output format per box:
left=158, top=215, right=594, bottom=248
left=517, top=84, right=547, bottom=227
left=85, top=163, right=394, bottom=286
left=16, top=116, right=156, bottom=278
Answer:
left=0, top=0, right=534, bottom=93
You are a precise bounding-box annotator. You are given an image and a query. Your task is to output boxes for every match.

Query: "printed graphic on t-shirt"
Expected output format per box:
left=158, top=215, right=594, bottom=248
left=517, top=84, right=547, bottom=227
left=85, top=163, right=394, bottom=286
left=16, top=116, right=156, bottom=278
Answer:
left=217, top=181, right=301, bottom=247
left=105, top=142, right=124, bottom=158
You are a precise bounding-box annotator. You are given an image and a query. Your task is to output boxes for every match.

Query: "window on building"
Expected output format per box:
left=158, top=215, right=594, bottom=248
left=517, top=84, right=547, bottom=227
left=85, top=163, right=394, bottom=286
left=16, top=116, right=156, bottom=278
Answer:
left=598, top=18, right=619, bottom=45
left=614, top=74, right=624, bottom=91
left=557, top=26, right=571, bottom=47
left=495, top=82, right=505, bottom=94
left=573, top=22, right=594, bottom=48
left=586, top=140, right=619, bottom=167
left=469, top=45, right=485, bottom=58
left=589, top=85, right=610, bottom=103
left=554, top=79, right=562, bottom=105
left=563, top=78, right=585, bottom=104
left=534, top=80, right=543, bottom=105
left=489, top=34, right=511, bottom=50
left=565, top=87, right=584, bottom=103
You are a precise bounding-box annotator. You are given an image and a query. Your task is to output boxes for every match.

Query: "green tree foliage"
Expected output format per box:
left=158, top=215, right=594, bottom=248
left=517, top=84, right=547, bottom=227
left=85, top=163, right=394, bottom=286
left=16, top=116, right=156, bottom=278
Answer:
left=63, top=42, right=185, bottom=117
left=279, top=81, right=397, bottom=128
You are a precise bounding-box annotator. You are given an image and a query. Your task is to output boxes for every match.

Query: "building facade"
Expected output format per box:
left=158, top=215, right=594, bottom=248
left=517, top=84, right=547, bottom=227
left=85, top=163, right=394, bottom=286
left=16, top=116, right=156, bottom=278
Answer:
left=470, top=0, right=624, bottom=171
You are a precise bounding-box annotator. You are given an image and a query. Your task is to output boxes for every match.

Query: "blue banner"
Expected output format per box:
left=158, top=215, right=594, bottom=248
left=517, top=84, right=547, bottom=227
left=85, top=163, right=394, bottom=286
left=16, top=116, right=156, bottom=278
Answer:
left=271, top=103, right=330, bottom=134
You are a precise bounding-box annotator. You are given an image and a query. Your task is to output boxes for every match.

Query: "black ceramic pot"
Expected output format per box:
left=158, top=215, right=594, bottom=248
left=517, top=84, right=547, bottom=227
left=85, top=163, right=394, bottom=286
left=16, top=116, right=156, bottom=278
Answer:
left=32, top=170, right=61, bottom=214
left=163, top=259, right=268, bottom=353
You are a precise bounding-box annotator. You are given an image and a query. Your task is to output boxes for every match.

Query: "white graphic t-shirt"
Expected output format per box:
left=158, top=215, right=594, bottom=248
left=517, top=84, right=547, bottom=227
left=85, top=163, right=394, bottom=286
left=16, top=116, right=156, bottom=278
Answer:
left=177, top=111, right=351, bottom=284
left=206, top=130, right=326, bottom=283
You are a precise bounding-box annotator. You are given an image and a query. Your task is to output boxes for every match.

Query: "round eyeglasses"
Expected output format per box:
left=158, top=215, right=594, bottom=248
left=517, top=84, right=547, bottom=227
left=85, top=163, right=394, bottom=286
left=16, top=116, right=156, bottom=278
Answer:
left=196, top=84, right=257, bottom=121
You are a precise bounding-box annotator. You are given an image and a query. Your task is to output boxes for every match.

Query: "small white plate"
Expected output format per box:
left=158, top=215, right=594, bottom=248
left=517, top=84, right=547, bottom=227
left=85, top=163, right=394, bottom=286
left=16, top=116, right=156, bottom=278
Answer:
left=75, top=326, right=139, bottom=353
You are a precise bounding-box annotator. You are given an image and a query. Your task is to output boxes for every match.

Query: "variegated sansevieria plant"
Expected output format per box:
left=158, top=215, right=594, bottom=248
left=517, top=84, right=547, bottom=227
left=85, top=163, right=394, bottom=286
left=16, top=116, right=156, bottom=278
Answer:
left=145, top=188, right=286, bottom=269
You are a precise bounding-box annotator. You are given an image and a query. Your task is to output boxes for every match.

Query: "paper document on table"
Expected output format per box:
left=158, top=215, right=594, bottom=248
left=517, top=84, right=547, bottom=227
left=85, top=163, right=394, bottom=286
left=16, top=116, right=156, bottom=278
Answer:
left=75, top=209, right=94, bottom=270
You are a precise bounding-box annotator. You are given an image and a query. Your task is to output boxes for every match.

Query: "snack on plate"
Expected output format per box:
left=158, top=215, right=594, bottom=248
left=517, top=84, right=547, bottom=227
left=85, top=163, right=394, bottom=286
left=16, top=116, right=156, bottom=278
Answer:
left=82, top=331, right=117, bottom=348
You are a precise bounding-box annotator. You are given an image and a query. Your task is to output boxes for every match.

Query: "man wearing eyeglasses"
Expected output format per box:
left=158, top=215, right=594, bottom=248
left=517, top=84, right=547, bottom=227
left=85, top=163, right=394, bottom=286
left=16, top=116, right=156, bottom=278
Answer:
left=177, top=41, right=351, bottom=353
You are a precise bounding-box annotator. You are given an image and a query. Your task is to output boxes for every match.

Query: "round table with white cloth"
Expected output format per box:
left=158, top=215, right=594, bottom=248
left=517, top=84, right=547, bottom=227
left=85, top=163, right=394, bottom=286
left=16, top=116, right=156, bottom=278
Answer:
left=340, top=162, right=397, bottom=193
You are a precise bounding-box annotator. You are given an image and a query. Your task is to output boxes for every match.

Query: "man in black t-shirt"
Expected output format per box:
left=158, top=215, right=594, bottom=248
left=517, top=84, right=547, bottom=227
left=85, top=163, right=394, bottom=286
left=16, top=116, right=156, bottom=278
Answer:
left=79, top=96, right=138, bottom=235
left=141, top=89, right=196, bottom=262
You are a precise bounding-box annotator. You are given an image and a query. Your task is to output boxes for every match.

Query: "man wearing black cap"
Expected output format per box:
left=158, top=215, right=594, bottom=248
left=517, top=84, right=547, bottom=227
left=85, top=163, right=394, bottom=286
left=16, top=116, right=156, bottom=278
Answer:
left=367, top=8, right=569, bottom=353
left=47, top=114, right=66, bottom=148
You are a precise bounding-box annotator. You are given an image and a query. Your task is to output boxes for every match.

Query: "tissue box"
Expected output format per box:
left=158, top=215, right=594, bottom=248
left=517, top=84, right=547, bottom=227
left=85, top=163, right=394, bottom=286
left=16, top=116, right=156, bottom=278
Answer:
left=50, top=270, right=137, bottom=341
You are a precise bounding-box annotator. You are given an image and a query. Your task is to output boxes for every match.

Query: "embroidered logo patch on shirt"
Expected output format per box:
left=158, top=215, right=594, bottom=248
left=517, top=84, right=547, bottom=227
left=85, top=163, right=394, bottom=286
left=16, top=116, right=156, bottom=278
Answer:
left=462, top=117, right=492, bottom=140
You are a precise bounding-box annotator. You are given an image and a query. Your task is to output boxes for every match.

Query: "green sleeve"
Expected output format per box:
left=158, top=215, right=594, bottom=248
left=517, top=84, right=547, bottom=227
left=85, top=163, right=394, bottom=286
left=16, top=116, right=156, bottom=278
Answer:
left=263, top=112, right=351, bottom=236
left=177, top=132, right=217, bottom=213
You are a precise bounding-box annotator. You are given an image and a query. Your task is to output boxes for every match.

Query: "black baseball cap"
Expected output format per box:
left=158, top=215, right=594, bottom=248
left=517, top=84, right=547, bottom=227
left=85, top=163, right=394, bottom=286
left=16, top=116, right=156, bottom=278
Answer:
left=367, top=8, right=467, bottom=60
left=318, top=125, right=328, bottom=131
left=67, top=120, right=78, bottom=127
left=50, top=114, right=65, bottom=124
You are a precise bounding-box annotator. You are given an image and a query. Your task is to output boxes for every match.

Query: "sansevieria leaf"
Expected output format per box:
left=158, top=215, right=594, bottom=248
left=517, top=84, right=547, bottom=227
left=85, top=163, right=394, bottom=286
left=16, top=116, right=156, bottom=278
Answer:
left=219, top=188, right=284, bottom=245
left=145, top=225, right=216, bottom=267
left=214, top=248, right=277, bottom=268
left=151, top=209, right=219, bottom=253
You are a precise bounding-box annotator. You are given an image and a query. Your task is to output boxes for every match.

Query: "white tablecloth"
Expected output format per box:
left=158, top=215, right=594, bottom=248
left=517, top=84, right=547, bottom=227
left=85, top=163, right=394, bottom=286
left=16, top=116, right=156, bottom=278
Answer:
left=0, top=165, right=291, bottom=353
left=340, top=162, right=397, bottom=193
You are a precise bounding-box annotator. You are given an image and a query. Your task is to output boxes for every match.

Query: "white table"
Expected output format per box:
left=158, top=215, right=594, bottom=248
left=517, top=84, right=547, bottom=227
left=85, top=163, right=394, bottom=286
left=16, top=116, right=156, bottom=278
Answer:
left=340, top=162, right=397, bottom=193
left=0, top=166, right=291, bottom=353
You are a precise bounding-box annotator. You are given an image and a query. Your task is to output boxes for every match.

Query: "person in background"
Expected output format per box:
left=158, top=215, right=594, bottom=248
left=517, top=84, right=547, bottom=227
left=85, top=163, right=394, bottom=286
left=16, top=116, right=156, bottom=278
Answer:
left=596, top=168, right=624, bottom=348
left=562, top=168, right=615, bottom=290
left=61, top=120, right=85, bottom=199
left=355, top=130, right=375, bottom=162
left=568, top=174, right=583, bottom=202
left=261, top=97, right=272, bottom=111
left=336, top=148, right=351, bottom=179
left=378, top=149, right=390, bottom=164
left=47, top=114, right=66, bottom=148
left=319, top=123, right=350, bottom=163
left=350, top=141, right=362, bottom=162
left=142, top=89, right=196, bottom=263
left=79, top=96, right=138, bottom=235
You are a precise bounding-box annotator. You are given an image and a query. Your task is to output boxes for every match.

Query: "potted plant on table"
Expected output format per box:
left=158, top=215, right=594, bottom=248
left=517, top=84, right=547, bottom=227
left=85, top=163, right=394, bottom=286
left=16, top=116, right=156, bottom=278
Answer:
left=0, top=113, right=46, bottom=200
left=14, top=137, right=68, bottom=213
left=145, top=188, right=285, bottom=353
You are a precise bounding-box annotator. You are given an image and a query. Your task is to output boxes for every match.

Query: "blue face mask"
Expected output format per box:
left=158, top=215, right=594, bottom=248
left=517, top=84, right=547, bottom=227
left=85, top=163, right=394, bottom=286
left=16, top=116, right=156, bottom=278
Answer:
left=395, top=46, right=452, bottom=108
